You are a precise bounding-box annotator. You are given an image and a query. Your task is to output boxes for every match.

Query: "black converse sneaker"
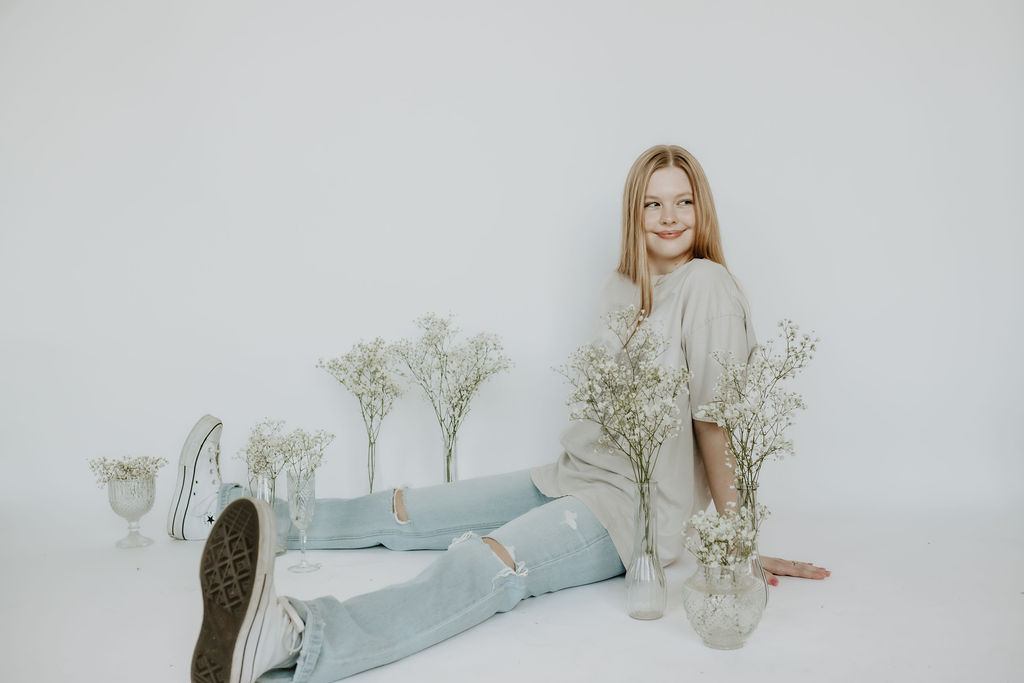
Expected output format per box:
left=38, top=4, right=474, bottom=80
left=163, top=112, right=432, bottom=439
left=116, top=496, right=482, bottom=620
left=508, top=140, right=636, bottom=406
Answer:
left=192, top=498, right=305, bottom=683
left=168, top=414, right=223, bottom=541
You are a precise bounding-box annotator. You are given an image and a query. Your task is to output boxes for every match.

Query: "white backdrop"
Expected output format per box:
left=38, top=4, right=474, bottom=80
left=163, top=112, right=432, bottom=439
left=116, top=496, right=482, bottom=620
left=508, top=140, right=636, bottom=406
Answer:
left=2, top=0, right=1022, bottom=536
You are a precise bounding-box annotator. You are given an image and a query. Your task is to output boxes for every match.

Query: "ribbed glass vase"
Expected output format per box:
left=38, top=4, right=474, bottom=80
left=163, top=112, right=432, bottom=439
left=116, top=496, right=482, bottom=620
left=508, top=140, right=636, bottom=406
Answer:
left=625, top=479, right=666, bottom=620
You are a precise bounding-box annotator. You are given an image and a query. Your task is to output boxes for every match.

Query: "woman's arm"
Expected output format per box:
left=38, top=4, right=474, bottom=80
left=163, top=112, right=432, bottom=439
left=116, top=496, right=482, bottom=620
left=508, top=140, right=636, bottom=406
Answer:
left=693, top=418, right=831, bottom=583
left=693, top=419, right=736, bottom=514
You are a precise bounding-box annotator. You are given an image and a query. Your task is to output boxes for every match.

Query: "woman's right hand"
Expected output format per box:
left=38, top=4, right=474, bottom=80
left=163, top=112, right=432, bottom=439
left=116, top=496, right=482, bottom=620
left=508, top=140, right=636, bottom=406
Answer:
left=758, top=555, right=831, bottom=586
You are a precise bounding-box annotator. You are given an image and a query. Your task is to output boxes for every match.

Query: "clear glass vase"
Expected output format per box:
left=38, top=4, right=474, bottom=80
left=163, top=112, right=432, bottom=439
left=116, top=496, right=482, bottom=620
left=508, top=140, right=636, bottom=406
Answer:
left=367, top=440, right=377, bottom=493
left=248, top=472, right=276, bottom=505
left=287, top=469, right=320, bottom=573
left=682, top=557, right=767, bottom=649
left=108, top=477, right=156, bottom=548
left=625, top=479, right=666, bottom=620
left=736, top=482, right=769, bottom=609
left=248, top=472, right=286, bottom=556
left=441, top=432, right=458, bottom=483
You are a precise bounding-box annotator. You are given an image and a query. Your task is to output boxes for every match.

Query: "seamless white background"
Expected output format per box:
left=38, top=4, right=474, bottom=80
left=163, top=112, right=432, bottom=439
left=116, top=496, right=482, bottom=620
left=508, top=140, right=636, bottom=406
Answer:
left=1, top=1, right=1021, bottom=681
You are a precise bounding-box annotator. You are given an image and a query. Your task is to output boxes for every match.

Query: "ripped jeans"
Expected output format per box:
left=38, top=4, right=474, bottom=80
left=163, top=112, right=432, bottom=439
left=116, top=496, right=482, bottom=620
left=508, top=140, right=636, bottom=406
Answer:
left=218, top=468, right=626, bottom=683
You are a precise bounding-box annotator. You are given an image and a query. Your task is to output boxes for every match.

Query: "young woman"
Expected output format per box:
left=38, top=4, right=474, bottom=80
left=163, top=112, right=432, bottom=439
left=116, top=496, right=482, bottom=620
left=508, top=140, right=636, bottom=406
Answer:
left=188, top=144, right=830, bottom=683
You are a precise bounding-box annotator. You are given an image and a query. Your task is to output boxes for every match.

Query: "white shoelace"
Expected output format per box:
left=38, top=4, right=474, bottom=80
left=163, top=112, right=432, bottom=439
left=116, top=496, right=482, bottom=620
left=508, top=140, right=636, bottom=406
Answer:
left=279, top=598, right=305, bottom=654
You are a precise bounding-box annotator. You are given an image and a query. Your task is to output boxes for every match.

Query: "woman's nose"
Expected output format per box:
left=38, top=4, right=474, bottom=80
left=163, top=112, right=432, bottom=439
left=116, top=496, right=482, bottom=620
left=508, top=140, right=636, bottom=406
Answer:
left=661, top=208, right=677, bottom=225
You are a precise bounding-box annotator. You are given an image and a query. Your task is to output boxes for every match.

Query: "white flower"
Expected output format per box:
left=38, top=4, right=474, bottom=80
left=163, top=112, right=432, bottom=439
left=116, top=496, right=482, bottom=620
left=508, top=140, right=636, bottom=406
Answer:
left=280, top=426, right=335, bottom=477
left=237, top=419, right=288, bottom=479
left=694, top=318, right=819, bottom=488
left=88, top=455, right=167, bottom=487
left=393, top=313, right=513, bottom=446
left=683, top=504, right=771, bottom=568
left=237, top=420, right=334, bottom=480
left=556, top=305, right=690, bottom=484
left=318, top=338, right=402, bottom=437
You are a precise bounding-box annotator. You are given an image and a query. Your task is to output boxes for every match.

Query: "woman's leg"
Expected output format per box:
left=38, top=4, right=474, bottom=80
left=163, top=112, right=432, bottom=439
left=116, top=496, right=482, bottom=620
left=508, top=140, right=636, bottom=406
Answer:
left=278, top=495, right=625, bottom=683
left=218, top=468, right=553, bottom=551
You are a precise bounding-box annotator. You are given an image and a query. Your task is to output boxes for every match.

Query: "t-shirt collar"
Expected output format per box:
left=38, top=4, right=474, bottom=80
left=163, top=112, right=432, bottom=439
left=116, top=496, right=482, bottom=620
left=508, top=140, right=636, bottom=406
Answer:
left=652, top=256, right=699, bottom=287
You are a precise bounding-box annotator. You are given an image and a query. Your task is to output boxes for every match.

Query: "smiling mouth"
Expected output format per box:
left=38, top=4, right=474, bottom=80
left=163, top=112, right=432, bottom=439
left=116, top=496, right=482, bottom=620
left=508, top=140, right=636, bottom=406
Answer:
left=656, top=230, right=684, bottom=238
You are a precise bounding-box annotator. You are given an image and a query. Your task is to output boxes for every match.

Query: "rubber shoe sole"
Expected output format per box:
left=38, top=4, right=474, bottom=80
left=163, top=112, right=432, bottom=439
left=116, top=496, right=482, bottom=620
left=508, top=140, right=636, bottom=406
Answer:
left=192, top=498, right=275, bottom=683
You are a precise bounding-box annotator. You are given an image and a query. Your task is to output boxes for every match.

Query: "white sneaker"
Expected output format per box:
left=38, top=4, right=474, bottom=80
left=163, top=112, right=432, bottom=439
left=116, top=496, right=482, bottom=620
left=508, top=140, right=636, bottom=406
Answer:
left=168, top=414, right=224, bottom=541
left=192, top=498, right=305, bottom=683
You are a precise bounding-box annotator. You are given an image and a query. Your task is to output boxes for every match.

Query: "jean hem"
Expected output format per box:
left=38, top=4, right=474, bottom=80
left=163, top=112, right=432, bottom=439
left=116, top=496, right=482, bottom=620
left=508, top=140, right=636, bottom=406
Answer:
left=289, top=598, right=325, bottom=683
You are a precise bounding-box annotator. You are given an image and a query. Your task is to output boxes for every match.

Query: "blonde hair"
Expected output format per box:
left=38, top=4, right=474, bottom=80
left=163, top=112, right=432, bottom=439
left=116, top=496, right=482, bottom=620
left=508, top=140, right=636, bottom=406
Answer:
left=617, top=144, right=731, bottom=318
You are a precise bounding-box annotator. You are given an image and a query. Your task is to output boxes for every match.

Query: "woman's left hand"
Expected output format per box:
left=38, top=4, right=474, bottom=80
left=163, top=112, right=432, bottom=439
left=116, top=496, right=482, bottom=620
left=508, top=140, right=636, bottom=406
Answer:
left=759, top=555, right=831, bottom=586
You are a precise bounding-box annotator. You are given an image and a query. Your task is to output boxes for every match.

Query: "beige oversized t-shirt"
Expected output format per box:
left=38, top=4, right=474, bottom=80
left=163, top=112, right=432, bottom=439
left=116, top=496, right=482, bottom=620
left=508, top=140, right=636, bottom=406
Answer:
left=531, top=257, right=759, bottom=567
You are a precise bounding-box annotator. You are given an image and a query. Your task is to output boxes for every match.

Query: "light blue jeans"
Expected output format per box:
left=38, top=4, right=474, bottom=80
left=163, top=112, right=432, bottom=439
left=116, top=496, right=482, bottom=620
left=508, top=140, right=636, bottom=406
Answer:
left=218, top=469, right=626, bottom=683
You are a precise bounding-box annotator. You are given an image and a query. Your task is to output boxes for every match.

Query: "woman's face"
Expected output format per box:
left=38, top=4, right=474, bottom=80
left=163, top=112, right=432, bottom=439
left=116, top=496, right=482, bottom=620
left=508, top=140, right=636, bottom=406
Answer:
left=643, top=166, right=696, bottom=275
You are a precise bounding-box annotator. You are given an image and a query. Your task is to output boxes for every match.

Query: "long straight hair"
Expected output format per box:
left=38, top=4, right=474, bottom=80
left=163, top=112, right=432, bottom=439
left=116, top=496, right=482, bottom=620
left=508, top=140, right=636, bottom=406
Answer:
left=617, top=144, right=731, bottom=319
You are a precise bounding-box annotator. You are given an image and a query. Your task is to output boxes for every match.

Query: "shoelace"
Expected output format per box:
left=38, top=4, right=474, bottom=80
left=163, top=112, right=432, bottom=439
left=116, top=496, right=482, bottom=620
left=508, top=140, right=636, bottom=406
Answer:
left=279, top=598, right=305, bottom=654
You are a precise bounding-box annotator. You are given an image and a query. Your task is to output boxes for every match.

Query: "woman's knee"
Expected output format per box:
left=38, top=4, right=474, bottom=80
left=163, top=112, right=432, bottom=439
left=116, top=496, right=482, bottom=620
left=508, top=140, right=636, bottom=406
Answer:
left=392, top=487, right=409, bottom=524
left=481, top=536, right=515, bottom=569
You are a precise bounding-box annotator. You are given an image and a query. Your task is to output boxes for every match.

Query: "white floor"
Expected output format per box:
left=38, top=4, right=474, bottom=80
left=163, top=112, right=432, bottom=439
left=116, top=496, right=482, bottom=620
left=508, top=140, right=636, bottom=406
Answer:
left=3, top=503, right=1021, bottom=683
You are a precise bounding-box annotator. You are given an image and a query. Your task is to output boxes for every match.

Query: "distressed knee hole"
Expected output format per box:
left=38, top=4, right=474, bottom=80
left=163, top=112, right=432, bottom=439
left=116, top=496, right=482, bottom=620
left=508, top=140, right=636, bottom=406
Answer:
left=392, top=488, right=409, bottom=524
left=482, top=537, right=515, bottom=570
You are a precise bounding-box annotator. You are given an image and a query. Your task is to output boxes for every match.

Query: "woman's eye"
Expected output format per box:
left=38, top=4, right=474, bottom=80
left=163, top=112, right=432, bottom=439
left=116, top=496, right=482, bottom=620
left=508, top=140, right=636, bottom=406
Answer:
left=678, top=199, right=692, bottom=206
left=644, top=202, right=659, bottom=208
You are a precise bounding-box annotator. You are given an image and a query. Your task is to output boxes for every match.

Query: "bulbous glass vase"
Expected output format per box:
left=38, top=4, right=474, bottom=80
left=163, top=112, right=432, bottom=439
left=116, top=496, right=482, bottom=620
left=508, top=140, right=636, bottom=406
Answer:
left=682, top=556, right=768, bottom=649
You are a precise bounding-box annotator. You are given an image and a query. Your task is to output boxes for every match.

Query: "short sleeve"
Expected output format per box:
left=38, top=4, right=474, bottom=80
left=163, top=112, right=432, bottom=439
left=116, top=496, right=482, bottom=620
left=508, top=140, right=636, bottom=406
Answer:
left=685, top=313, right=755, bottom=422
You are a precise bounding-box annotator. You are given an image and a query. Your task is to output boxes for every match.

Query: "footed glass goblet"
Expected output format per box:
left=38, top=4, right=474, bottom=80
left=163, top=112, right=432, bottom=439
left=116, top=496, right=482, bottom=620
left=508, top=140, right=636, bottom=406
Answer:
left=108, top=477, right=156, bottom=548
left=287, top=470, right=320, bottom=573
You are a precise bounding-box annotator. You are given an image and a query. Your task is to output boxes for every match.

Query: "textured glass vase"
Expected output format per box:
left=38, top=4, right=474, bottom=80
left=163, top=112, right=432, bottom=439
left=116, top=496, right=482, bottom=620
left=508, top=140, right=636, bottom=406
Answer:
left=287, top=470, right=320, bottom=573
left=625, top=480, right=666, bottom=619
left=682, top=557, right=767, bottom=649
left=108, top=476, right=156, bottom=548
left=441, top=433, right=458, bottom=483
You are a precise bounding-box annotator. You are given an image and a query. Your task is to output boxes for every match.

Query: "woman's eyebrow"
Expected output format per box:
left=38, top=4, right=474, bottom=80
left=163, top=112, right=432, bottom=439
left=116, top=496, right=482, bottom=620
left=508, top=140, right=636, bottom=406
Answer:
left=643, top=192, right=694, bottom=199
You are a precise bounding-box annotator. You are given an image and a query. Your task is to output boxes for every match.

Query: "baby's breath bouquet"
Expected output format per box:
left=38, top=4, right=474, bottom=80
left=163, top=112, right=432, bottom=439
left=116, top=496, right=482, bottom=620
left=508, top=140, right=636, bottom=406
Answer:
left=238, top=419, right=289, bottom=501
left=89, top=455, right=167, bottom=487
left=694, top=318, right=819, bottom=533
left=394, top=313, right=512, bottom=483
left=318, top=338, right=402, bottom=492
left=559, top=304, right=690, bottom=619
left=90, top=455, right=166, bottom=548
left=278, top=425, right=333, bottom=572
left=559, top=305, right=690, bottom=489
left=684, top=505, right=769, bottom=569
left=280, top=426, right=335, bottom=479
